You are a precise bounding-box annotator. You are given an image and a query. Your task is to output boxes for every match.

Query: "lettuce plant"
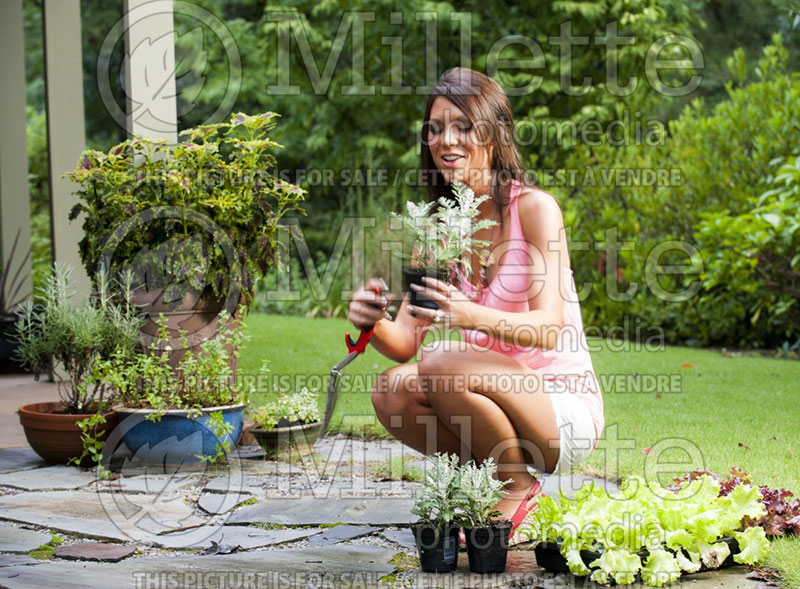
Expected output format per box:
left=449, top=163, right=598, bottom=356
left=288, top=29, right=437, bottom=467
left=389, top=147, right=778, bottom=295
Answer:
left=521, top=474, right=770, bottom=587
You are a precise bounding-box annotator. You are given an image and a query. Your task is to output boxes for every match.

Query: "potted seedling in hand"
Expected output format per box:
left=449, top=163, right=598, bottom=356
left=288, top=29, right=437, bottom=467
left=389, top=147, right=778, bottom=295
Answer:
left=392, top=181, right=496, bottom=309
left=455, top=458, right=513, bottom=573
left=410, top=452, right=464, bottom=572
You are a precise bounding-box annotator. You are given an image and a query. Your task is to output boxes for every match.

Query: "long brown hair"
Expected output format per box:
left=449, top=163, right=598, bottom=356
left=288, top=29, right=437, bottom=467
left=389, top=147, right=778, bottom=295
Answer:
left=419, top=67, right=524, bottom=214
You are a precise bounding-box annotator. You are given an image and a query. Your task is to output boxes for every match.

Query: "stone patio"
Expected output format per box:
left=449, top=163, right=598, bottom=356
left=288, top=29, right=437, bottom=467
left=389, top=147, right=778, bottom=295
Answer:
left=0, top=375, right=763, bottom=588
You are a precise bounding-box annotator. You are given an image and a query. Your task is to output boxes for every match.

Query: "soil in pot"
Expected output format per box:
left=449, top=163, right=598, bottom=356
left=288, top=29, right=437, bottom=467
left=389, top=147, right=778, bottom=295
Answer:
left=249, top=421, right=322, bottom=457
left=411, top=522, right=460, bottom=573
left=18, top=402, right=119, bottom=466
left=464, top=521, right=512, bottom=573
left=401, top=267, right=451, bottom=310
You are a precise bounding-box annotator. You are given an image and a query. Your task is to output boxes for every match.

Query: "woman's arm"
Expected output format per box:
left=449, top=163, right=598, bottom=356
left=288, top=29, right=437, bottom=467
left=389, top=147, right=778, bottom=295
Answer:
left=348, top=278, right=431, bottom=364
left=370, top=293, right=431, bottom=363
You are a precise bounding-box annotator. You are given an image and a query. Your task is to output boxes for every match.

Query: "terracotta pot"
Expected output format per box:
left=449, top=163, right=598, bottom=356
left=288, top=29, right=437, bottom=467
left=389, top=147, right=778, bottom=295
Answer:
left=18, top=402, right=119, bottom=465
left=130, top=286, right=243, bottom=373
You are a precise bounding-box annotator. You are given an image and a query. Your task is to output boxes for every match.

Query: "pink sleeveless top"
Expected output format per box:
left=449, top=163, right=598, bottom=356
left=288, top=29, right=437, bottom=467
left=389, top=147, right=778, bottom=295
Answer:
left=455, top=181, right=605, bottom=440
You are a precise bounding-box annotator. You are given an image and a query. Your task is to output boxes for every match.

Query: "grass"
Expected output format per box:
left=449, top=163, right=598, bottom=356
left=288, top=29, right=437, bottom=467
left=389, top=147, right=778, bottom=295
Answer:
left=239, top=314, right=800, bottom=585
left=370, top=455, right=424, bottom=482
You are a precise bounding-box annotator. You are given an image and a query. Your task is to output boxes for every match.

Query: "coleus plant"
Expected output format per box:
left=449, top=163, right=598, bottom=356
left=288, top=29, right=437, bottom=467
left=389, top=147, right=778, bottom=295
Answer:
left=392, top=181, right=496, bottom=277
left=521, top=474, right=770, bottom=587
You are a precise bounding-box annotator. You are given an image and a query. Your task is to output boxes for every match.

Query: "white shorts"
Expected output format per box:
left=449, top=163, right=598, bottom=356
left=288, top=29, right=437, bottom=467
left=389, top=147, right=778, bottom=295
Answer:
left=550, top=393, right=597, bottom=474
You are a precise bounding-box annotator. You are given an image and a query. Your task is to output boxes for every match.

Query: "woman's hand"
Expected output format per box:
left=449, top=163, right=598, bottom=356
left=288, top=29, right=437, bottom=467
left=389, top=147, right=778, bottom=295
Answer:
left=407, top=277, right=478, bottom=329
left=348, top=278, right=394, bottom=330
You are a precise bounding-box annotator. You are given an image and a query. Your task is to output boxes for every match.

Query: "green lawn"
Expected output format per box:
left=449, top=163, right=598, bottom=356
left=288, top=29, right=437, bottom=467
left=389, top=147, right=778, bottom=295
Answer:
left=239, top=314, right=800, bottom=586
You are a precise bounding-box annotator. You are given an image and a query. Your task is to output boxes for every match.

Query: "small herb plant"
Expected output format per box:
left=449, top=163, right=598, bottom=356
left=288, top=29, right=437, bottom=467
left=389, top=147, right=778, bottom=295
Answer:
left=454, top=458, right=510, bottom=529
left=411, top=452, right=464, bottom=530
left=65, top=112, right=306, bottom=309
left=85, top=307, right=249, bottom=418
left=251, top=376, right=321, bottom=430
left=12, top=263, right=144, bottom=413
left=392, top=181, right=496, bottom=276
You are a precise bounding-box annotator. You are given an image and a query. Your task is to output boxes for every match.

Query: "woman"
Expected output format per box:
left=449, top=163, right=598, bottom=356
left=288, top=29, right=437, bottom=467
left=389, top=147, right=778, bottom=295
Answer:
left=348, top=67, right=604, bottom=535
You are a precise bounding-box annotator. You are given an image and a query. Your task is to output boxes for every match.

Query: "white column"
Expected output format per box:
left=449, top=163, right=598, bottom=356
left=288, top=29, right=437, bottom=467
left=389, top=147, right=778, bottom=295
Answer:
left=0, top=0, right=34, bottom=309
left=123, top=0, right=179, bottom=142
left=43, top=0, right=90, bottom=299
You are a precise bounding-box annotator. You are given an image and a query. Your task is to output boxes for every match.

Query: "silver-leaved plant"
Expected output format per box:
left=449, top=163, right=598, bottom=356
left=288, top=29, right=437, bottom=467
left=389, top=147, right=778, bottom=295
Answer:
left=411, top=452, right=464, bottom=529
left=454, top=457, right=510, bottom=528
left=393, top=182, right=497, bottom=277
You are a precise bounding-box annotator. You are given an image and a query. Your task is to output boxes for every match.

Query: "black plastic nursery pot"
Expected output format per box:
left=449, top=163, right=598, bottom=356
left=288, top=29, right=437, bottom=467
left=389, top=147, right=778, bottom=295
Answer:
left=534, top=536, right=740, bottom=577
left=401, top=267, right=450, bottom=310
left=411, top=523, right=460, bottom=573
left=464, top=521, right=513, bottom=574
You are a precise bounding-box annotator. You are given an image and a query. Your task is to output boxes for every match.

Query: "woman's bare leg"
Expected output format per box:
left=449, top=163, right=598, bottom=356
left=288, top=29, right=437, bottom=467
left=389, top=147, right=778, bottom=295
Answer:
left=371, top=362, right=475, bottom=464
left=416, top=339, right=559, bottom=519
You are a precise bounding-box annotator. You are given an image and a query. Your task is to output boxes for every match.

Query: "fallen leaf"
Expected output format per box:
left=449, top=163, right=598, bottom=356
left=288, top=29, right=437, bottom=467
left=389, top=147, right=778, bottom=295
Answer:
left=681, top=363, right=697, bottom=369
left=738, top=442, right=751, bottom=451
left=655, top=393, right=662, bottom=400
left=642, top=447, right=654, bottom=455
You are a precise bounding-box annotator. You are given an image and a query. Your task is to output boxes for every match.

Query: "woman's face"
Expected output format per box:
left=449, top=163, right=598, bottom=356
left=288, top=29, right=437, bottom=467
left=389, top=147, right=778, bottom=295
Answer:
left=427, top=97, right=493, bottom=192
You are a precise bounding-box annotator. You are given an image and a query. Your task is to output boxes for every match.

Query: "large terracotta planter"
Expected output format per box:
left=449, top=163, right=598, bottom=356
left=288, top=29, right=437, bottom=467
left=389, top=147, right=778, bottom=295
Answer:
left=18, top=402, right=119, bottom=465
left=130, top=286, right=243, bottom=372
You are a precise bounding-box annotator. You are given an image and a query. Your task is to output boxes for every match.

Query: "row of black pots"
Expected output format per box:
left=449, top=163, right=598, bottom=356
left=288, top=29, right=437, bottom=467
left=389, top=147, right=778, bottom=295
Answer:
left=411, top=521, right=513, bottom=574
left=534, top=536, right=740, bottom=578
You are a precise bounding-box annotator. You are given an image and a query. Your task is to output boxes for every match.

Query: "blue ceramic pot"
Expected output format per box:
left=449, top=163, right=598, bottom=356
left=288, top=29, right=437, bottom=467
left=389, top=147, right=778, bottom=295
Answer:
left=114, top=403, right=246, bottom=465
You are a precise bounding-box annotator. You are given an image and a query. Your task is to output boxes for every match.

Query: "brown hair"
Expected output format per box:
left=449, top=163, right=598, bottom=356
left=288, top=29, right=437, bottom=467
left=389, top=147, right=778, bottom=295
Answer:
left=419, top=67, right=524, bottom=214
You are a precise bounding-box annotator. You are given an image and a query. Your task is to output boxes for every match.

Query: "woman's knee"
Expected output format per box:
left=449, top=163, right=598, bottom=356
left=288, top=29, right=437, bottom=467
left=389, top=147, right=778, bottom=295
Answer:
left=370, top=366, right=412, bottom=418
left=417, top=339, right=457, bottom=379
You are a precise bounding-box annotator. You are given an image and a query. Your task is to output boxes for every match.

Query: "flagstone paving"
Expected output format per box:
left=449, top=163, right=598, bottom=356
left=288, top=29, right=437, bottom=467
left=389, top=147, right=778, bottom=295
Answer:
left=0, top=524, right=51, bottom=553
left=0, top=465, right=98, bottom=491
left=53, top=541, right=137, bottom=562
left=0, top=442, right=762, bottom=589
left=0, top=447, right=45, bottom=474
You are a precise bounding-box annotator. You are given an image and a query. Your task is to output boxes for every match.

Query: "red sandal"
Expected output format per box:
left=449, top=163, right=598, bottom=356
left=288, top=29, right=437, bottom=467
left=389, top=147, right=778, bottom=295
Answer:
left=508, top=478, right=542, bottom=539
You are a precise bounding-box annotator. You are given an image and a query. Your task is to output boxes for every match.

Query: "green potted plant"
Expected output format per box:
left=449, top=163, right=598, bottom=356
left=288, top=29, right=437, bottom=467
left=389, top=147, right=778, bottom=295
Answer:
left=248, top=370, right=322, bottom=456
left=391, top=181, right=496, bottom=310
left=86, top=308, right=250, bottom=466
left=455, top=458, right=513, bottom=574
left=0, top=228, right=32, bottom=369
left=12, top=263, right=143, bottom=465
left=409, top=452, right=464, bottom=573
left=65, top=111, right=306, bottom=367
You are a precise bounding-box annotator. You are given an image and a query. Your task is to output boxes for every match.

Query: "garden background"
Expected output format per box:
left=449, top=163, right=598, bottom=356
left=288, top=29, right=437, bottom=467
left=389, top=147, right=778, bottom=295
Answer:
left=22, top=0, right=800, bottom=351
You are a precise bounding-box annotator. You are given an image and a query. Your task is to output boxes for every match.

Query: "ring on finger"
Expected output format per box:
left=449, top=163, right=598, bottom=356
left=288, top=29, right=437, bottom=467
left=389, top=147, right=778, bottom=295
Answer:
left=433, top=310, right=441, bottom=323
